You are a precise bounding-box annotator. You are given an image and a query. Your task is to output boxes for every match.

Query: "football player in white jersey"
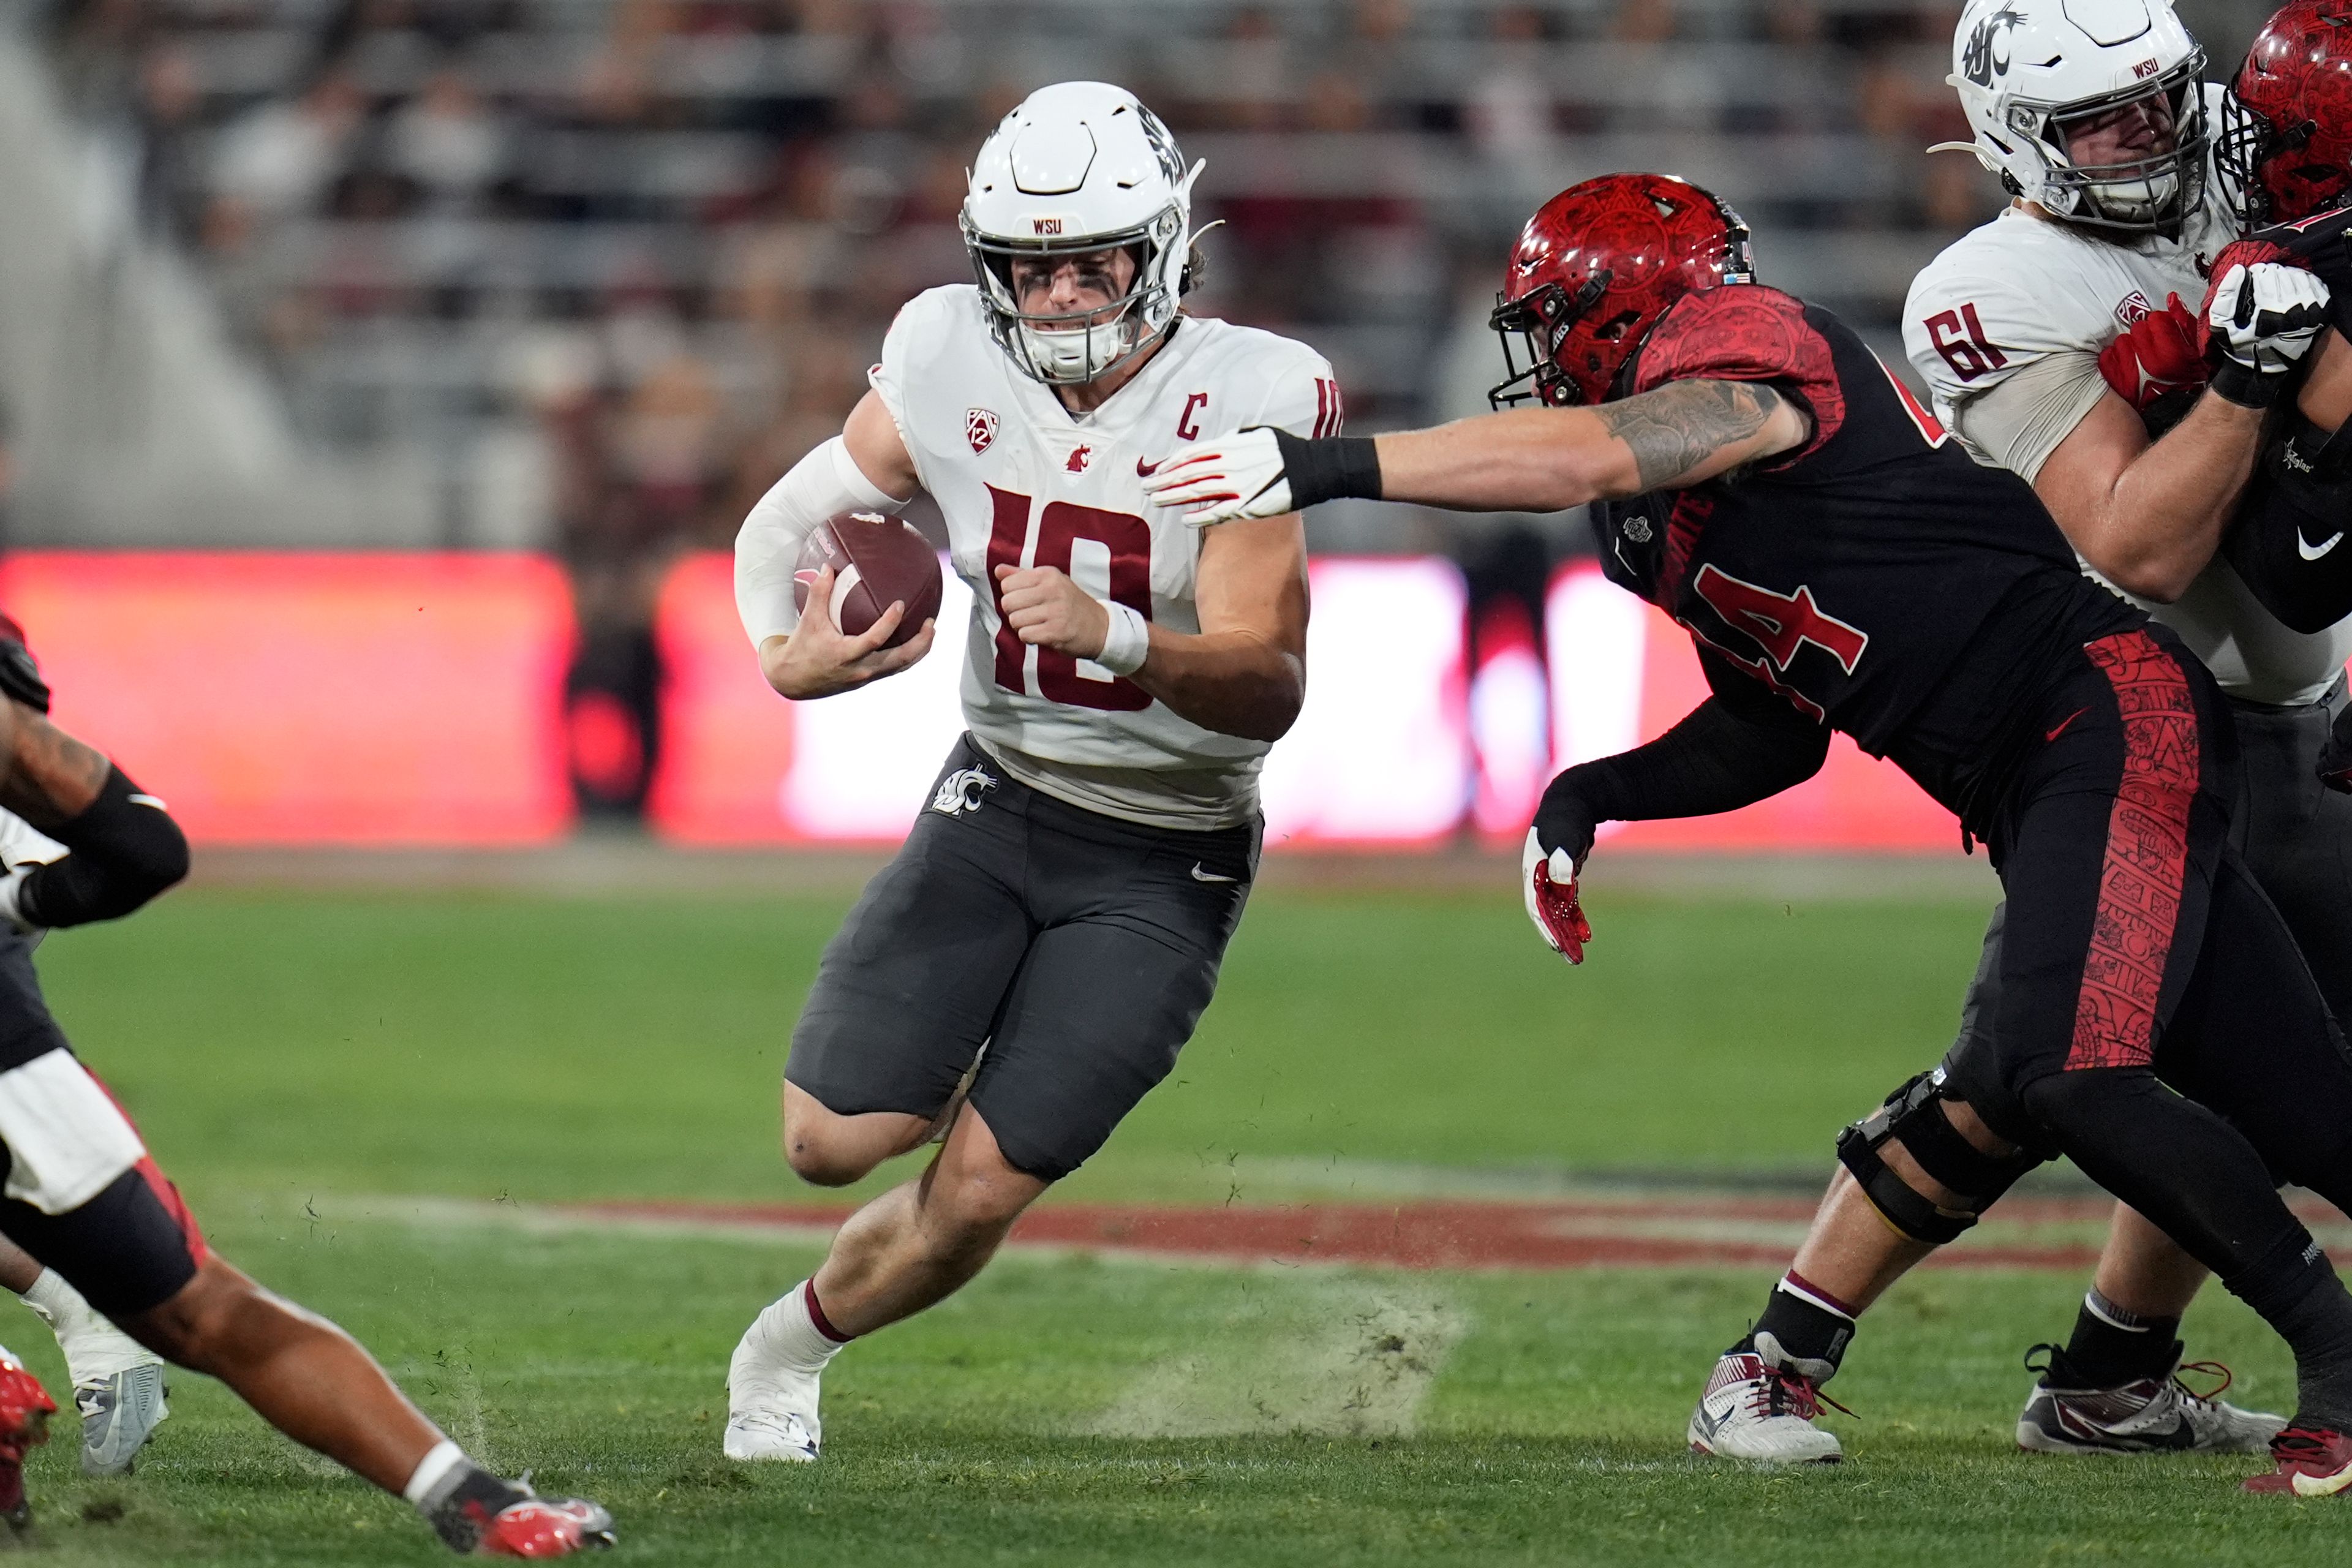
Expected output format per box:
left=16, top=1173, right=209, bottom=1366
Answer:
left=722, top=81, right=1337, bottom=1464
left=1685, top=0, right=2352, bottom=1467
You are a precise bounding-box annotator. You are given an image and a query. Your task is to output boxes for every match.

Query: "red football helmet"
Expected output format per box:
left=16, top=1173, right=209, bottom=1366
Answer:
left=1488, top=173, right=1755, bottom=410
left=2220, top=1, right=2352, bottom=225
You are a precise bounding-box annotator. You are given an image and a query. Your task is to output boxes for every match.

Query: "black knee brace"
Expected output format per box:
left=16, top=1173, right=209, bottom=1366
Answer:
left=1834, top=1070, right=2046, bottom=1245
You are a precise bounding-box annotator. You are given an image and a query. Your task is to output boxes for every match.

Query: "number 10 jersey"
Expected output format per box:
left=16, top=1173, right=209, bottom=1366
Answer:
left=870, top=285, right=1340, bottom=830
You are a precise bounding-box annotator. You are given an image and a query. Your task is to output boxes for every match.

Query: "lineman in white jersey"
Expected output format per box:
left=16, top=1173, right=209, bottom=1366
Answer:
left=1691, top=0, right=2346, bottom=1464
left=722, top=81, right=1335, bottom=1463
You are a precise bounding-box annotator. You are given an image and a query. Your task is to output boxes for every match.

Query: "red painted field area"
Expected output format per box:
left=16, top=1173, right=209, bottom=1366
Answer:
left=559, top=1193, right=2254, bottom=1272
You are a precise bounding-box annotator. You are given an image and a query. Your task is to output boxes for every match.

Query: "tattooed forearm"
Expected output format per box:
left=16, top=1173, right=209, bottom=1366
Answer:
left=0, top=712, right=109, bottom=826
left=1595, top=379, right=1789, bottom=492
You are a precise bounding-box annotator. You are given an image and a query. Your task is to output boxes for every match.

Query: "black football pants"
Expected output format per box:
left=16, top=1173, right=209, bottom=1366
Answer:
left=1945, top=628, right=2352, bottom=1333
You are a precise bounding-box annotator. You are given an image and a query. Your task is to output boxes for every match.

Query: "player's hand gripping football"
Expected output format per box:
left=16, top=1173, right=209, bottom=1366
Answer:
left=1523, top=772, right=1601, bottom=965
left=1142, top=428, right=1295, bottom=526
left=761, top=563, right=935, bottom=700
left=992, top=563, right=1112, bottom=658
left=2203, top=259, right=2331, bottom=405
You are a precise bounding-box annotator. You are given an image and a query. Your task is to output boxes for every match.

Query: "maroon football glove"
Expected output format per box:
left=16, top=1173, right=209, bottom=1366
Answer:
left=1521, top=829, right=1593, bottom=964
left=2098, top=293, right=2207, bottom=410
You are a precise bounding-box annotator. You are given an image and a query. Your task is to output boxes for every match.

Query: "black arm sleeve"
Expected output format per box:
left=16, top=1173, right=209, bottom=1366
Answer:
left=18, top=766, right=190, bottom=929
left=2222, top=411, right=2352, bottom=635
left=1531, top=651, right=1831, bottom=862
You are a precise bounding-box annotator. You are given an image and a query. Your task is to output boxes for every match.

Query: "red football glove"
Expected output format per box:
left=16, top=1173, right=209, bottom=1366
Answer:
left=2098, top=292, right=2207, bottom=410
left=2199, top=239, right=2295, bottom=342
left=1521, top=829, right=1592, bottom=964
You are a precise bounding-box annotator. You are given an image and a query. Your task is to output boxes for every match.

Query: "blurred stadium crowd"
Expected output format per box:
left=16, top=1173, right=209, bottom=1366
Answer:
left=0, top=0, right=2279, bottom=821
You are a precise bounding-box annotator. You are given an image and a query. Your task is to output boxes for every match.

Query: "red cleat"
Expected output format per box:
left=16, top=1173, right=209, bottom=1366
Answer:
left=2244, top=1426, right=2352, bottom=1494
left=0, top=1354, right=58, bottom=1531
left=476, top=1494, right=616, bottom=1558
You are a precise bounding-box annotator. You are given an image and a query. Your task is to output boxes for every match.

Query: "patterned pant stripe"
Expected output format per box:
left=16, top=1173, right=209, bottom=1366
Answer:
left=2065, top=630, right=2199, bottom=1072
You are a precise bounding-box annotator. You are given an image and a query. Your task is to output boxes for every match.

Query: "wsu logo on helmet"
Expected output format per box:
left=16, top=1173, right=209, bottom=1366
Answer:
left=1961, top=6, right=2026, bottom=86
left=966, top=407, right=999, bottom=454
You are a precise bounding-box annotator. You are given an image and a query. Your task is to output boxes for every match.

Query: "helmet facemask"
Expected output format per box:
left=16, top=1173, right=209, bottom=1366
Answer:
left=2218, top=88, right=2337, bottom=225
left=963, top=205, right=1188, bottom=386
left=2007, top=55, right=2210, bottom=232
left=1488, top=274, right=1613, bottom=410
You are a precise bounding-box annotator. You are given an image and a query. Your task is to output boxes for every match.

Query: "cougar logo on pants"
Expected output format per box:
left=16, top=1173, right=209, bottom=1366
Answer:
left=932, top=765, right=998, bottom=818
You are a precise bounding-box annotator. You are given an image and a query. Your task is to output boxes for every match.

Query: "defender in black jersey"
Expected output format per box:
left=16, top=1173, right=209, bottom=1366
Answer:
left=1148, top=173, right=2352, bottom=1496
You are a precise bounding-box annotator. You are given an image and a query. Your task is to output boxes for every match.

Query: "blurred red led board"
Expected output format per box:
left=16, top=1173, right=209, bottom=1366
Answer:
left=0, top=554, right=574, bottom=845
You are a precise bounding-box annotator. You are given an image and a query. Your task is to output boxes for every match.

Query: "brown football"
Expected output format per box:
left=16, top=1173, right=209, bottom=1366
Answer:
left=791, top=511, right=944, bottom=650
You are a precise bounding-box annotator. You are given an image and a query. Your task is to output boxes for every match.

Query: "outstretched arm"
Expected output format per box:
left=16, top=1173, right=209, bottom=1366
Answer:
left=0, top=698, right=187, bottom=932
left=1142, top=377, right=1812, bottom=523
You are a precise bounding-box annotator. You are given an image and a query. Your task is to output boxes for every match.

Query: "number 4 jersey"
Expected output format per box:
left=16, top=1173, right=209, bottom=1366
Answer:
left=1591, top=283, right=2100, bottom=761
left=870, top=284, right=1340, bottom=830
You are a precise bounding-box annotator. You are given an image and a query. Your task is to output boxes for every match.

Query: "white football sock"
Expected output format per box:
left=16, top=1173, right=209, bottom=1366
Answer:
left=401, top=1438, right=468, bottom=1507
left=21, top=1270, right=154, bottom=1387
left=753, top=1280, right=849, bottom=1375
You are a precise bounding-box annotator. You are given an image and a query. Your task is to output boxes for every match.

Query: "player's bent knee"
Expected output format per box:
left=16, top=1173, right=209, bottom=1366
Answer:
left=783, top=1133, right=881, bottom=1188
left=780, top=1085, right=923, bottom=1186
left=122, top=1257, right=262, bottom=1371
left=1834, top=1070, right=2044, bottom=1245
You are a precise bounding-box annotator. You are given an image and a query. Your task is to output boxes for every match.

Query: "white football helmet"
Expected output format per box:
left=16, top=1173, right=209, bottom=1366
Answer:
left=1939, top=0, right=2207, bottom=233
left=960, top=81, right=1205, bottom=385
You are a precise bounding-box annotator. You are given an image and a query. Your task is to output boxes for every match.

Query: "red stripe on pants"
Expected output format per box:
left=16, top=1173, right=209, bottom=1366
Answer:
left=2067, top=630, right=2199, bottom=1070
left=86, top=1069, right=211, bottom=1267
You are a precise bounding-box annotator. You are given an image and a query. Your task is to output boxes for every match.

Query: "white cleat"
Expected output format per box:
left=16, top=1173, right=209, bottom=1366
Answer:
left=1687, top=1352, right=1845, bottom=1464
left=2015, top=1345, right=2285, bottom=1455
left=722, top=1408, right=820, bottom=1463
left=724, top=1305, right=824, bottom=1463
left=75, top=1364, right=167, bottom=1477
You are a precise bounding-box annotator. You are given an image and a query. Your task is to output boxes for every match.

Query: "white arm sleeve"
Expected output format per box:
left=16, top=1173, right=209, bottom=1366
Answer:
left=1947, top=350, right=2113, bottom=485
left=733, top=435, right=911, bottom=649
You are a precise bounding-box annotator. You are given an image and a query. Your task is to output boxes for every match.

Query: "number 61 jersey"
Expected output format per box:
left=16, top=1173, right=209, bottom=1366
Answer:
left=870, top=284, right=1340, bottom=831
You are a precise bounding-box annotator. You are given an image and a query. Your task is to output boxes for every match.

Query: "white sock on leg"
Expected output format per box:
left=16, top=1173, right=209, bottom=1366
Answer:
left=21, top=1271, right=154, bottom=1387
left=753, top=1280, right=850, bottom=1374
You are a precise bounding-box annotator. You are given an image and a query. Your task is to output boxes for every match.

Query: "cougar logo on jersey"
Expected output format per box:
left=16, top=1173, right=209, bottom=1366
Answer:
left=965, top=408, right=998, bottom=455
left=1066, top=445, right=1093, bottom=473
left=1623, top=516, right=1654, bottom=543
left=1960, top=6, right=2025, bottom=87
left=931, top=764, right=998, bottom=818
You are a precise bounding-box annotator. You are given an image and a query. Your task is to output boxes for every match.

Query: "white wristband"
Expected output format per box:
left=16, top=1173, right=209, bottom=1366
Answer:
left=1096, top=599, right=1150, bottom=677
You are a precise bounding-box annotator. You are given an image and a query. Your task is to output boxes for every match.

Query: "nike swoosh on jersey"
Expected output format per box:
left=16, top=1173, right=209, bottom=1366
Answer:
left=2300, top=529, right=2346, bottom=561
left=2046, top=707, right=2089, bottom=743
left=1136, top=457, right=1160, bottom=477
left=1189, top=864, right=1240, bottom=883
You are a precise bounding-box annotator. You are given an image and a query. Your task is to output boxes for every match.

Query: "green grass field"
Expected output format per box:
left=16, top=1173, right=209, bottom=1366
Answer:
left=0, top=879, right=2331, bottom=1564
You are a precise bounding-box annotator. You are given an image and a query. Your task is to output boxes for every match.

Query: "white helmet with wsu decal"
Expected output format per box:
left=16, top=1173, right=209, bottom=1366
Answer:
left=1940, top=0, right=2207, bottom=233
left=960, top=81, right=1206, bottom=385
